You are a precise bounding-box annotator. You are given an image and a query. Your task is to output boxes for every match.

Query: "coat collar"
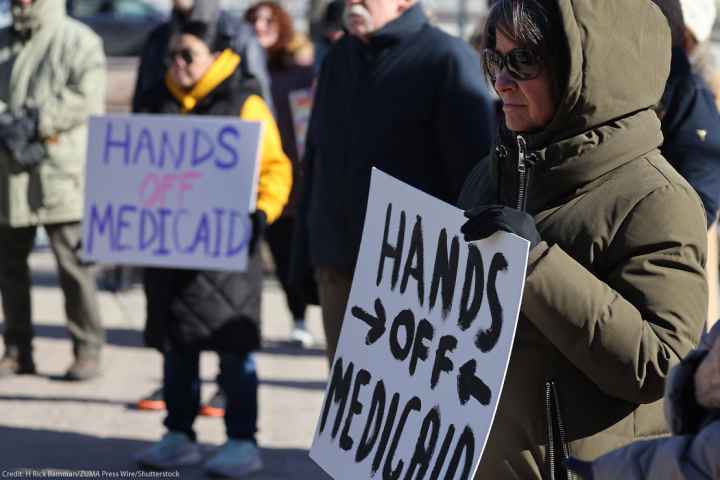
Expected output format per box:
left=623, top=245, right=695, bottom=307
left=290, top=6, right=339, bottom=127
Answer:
left=364, top=4, right=427, bottom=52
left=165, top=49, right=240, bottom=113
left=495, top=109, right=664, bottom=213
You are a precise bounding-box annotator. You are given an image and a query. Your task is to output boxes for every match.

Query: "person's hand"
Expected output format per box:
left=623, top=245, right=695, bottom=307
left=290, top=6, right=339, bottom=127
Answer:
left=0, top=111, right=14, bottom=128
left=17, top=107, right=39, bottom=138
left=0, top=107, right=39, bottom=143
left=695, top=335, right=720, bottom=409
left=0, top=108, right=44, bottom=170
left=461, top=205, right=541, bottom=249
left=12, top=141, right=46, bottom=169
left=249, top=210, right=267, bottom=255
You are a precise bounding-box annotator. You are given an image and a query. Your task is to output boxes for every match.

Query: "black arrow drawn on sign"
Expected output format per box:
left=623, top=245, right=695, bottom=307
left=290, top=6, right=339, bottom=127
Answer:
left=351, top=298, right=387, bottom=346
left=458, top=359, right=491, bottom=406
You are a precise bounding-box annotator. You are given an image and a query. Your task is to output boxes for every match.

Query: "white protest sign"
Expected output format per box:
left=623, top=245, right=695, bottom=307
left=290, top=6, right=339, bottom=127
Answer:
left=82, top=114, right=262, bottom=272
left=310, top=168, right=529, bottom=480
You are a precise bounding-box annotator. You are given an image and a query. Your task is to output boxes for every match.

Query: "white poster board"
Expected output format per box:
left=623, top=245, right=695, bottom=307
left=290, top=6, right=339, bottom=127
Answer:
left=82, top=114, right=262, bottom=272
left=310, top=168, right=530, bottom=479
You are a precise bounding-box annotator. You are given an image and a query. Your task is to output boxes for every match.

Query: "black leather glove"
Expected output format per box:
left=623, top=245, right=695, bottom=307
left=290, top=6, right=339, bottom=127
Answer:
left=249, top=210, right=267, bottom=255
left=461, top=205, right=541, bottom=249
left=0, top=108, right=45, bottom=170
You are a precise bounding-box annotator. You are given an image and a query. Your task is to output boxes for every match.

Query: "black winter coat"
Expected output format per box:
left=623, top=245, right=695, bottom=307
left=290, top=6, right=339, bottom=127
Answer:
left=294, top=4, right=495, bottom=275
left=137, top=69, right=263, bottom=355
left=269, top=61, right=314, bottom=216
left=660, top=47, right=720, bottom=227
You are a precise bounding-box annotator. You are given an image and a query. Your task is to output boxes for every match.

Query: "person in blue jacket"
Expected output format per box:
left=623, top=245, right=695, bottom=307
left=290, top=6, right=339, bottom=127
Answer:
left=654, top=0, right=720, bottom=227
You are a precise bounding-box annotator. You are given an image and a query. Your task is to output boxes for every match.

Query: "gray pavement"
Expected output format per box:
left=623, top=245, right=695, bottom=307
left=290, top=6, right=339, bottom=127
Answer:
left=0, top=250, right=332, bottom=480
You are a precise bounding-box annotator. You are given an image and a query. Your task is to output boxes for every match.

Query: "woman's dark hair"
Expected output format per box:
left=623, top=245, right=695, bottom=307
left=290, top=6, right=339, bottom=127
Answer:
left=483, top=0, right=568, bottom=95
left=244, top=1, right=295, bottom=64
left=178, top=20, right=229, bottom=53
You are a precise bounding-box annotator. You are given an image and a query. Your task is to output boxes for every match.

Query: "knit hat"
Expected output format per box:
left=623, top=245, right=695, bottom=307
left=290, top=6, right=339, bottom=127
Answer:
left=680, top=0, right=717, bottom=43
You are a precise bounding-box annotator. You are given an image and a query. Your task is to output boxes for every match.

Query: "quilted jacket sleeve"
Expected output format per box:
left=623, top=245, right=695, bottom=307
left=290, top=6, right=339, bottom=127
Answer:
left=239, top=94, right=292, bottom=224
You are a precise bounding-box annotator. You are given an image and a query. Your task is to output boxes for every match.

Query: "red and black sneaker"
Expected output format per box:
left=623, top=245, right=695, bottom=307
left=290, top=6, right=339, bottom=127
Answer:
left=199, top=389, right=225, bottom=417
left=137, top=387, right=165, bottom=411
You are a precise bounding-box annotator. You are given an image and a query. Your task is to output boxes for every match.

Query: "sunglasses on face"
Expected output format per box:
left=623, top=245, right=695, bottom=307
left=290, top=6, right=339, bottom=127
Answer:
left=168, top=48, right=195, bottom=65
left=483, top=48, right=542, bottom=82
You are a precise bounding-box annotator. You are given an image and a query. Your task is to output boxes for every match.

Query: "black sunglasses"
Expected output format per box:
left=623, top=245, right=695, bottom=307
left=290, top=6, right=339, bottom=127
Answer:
left=483, top=48, right=542, bottom=82
left=168, top=48, right=195, bottom=65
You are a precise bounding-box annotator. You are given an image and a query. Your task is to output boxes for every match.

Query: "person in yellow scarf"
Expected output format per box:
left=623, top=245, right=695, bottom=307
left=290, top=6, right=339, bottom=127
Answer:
left=134, top=20, right=291, bottom=478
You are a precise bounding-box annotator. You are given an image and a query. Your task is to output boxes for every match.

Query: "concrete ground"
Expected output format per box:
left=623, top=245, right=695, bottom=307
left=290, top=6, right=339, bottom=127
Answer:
left=0, top=249, right=332, bottom=480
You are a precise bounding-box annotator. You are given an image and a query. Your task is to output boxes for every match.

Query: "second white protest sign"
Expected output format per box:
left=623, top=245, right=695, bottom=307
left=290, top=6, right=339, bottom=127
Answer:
left=310, top=168, right=530, bottom=480
left=82, top=114, right=262, bottom=272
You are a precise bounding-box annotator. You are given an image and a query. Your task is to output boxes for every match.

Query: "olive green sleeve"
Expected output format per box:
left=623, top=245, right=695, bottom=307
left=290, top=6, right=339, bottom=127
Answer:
left=522, top=184, right=708, bottom=404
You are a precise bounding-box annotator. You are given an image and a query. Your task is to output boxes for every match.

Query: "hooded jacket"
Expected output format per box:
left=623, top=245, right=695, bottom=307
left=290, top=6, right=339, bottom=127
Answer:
left=457, top=1, right=708, bottom=478
left=0, top=0, right=106, bottom=226
left=567, top=323, right=720, bottom=480
left=137, top=49, right=291, bottom=354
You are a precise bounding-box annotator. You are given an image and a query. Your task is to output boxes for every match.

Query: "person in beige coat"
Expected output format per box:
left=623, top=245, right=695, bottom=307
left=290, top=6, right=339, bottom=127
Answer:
left=0, top=0, right=106, bottom=381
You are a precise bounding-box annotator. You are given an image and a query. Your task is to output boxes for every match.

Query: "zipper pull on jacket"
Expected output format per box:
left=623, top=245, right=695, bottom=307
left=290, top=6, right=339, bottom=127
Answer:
left=516, top=135, right=536, bottom=212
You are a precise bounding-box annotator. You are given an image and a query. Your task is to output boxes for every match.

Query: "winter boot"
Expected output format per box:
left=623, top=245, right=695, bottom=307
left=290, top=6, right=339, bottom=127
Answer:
left=63, top=349, right=101, bottom=381
left=0, top=346, right=36, bottom=377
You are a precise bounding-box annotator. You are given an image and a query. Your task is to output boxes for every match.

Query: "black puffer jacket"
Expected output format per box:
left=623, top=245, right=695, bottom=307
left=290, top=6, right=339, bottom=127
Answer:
left=137, top=68, right=263, bottom=355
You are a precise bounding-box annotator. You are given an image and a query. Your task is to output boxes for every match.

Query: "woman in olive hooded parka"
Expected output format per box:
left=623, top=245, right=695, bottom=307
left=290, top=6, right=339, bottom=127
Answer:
left=458, top=0, right=708, bottom=478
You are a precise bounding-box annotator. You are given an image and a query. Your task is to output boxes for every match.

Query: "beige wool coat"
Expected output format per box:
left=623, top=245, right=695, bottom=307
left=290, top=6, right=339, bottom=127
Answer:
left=0, top=0, right=106, bottom=227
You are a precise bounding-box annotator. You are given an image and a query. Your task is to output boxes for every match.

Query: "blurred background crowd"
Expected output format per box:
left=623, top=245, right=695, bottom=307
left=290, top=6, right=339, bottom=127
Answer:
left=1, top=0, right=720, bottom=478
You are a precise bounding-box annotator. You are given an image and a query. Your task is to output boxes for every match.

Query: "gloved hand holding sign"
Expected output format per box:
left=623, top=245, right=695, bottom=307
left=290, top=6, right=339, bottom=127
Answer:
left=461, top=204, right=541, bottom=250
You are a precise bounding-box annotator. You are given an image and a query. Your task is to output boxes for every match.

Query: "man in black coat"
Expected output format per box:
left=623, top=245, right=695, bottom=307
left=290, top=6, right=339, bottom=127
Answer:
left=131, top=0, right=272, bottom=113
left=653, top=0, right=720, bottom=227
left=294, top=0, right=495, bottom=363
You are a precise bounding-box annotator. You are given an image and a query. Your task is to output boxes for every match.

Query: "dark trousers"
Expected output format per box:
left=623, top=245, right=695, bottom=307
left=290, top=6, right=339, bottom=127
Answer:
left=0, top=222, right=104, bottom=355
left=163, top=349, right=258, bottom=441
left=265, top=216, right=307, bottom=320
left=315, top=267, right=353, bottom=364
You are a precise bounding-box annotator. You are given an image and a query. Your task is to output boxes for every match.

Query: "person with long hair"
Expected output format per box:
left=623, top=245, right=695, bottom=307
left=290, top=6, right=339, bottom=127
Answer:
left=246, top=1, right=316, bottom=348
